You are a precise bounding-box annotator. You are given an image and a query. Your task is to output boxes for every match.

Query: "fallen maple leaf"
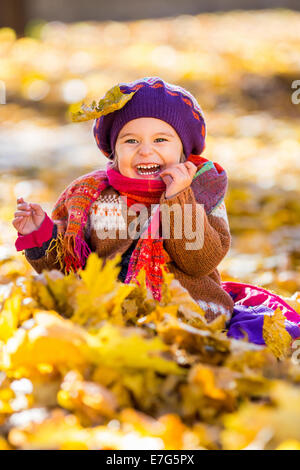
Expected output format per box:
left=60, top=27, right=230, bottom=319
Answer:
left=262, top=308, right=292, bottom=360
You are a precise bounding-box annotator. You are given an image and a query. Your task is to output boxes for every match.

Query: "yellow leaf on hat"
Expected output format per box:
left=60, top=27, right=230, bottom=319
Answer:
left=71, top=85, right=136, bottom=122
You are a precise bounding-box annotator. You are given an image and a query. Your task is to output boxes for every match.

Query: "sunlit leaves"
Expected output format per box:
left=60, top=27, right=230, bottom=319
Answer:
left=262, top=308, right=292, bottom=360
left=71, top=85, right=136, bottom=122
left=86, top=323, right=185, bottom=376
left=0, top=241, right=300, bottom=449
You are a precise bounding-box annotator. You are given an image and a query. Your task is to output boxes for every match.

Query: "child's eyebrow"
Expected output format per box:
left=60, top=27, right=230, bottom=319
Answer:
left=119, top=132, right=174, bottom=139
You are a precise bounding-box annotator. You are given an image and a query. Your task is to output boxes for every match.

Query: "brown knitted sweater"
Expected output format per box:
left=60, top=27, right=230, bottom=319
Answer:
left=22, top=184, right=234, bottom=322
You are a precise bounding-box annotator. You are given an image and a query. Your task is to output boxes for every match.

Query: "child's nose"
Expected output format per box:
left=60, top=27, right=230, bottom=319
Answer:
left=138, top=144, right=153, bottom=156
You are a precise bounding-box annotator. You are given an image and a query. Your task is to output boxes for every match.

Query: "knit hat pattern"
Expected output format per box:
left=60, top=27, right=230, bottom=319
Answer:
left=93, top=77, right=206, bottom=160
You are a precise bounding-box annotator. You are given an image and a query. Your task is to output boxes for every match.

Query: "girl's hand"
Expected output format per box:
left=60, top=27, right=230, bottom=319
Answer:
left=160, top=161, right=198, bottom=199
left=12, top=197, right=45, bottom=235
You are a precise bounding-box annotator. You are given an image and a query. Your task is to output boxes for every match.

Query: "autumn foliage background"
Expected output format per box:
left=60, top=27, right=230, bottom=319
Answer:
left=1, top=9, right=300, bottom=450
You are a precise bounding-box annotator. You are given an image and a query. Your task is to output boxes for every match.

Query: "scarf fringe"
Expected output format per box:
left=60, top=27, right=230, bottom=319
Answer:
left=46, top=232, right=91, bottom=274
left=124, top=237, right=170, bottom=301
left=45, top=233, right=66, bottom=272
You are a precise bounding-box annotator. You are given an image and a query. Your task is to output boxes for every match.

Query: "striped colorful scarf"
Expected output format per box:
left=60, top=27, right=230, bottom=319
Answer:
left=46, top=154, right=227, bottom=301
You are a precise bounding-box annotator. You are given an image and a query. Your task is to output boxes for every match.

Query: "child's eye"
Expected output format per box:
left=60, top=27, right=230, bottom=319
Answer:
left=124, top=138, right=167, bottom=143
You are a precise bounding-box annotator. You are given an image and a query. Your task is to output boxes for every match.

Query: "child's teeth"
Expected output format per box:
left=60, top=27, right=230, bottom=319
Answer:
left=136, top=164, right=161, bottom=175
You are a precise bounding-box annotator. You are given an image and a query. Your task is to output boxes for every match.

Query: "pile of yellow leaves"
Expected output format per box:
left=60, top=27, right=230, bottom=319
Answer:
left=1, top=252, right=300, bottom=450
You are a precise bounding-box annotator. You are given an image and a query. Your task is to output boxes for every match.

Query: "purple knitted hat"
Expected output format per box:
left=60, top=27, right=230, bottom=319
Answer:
left=93, top=77, right=206, bottom=160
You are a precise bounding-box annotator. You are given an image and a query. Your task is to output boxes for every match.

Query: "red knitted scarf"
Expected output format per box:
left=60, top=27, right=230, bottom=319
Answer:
left=47, top=154, right=222, bottom=301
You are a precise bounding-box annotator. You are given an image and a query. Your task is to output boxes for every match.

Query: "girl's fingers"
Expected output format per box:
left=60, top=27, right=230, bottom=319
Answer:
left=160, top=166, right=182, bottom=176
left=12, top=217, right=25, bottom=231
left=178, top=162, right=196, bottom=177
left=17, top=203, right=31, bottom=210
left=161, top=163, right=191, bottom=178
left=184, top=161, right=197, bottom=176
left=17, top=197, right=27, bottom=207
left=13, top=216, right=24, bottom=223
left=160, top=167, right=186, bottom=180
left=184, top=161, right=197, bottom=169
left=169, top=165, right=186, bottom=177
left=29, top=203, right=44, bottom=215
left=14, top=210, right=31, bottom=217
left=160, top=173, right=173, bottom=185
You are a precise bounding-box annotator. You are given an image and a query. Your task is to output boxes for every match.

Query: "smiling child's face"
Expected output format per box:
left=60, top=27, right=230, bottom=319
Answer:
left=114, top=117, right=184, bottom=179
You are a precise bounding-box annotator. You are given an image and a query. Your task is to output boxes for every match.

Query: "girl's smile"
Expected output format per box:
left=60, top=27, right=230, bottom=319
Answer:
left=134, top=162, right=163, bottom=178
left=114, top=117, right=184, bottom=180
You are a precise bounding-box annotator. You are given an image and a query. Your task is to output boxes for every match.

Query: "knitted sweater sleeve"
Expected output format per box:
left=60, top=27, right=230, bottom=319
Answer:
left=25, top=229, right=65, bottom=274
left=159, top=185, right=231, bottom=277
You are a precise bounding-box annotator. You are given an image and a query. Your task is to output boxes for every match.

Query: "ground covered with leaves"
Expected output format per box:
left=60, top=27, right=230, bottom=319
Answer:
left=1, top=9, right=300, bottom=449
left=1, top=253, right=300, bottom=450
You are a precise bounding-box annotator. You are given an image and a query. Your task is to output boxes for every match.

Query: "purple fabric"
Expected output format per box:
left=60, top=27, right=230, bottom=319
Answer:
left=223, top=282, right=300, bottom=345
left=227, top=303, right=300, bottom=345
left=227, top=304, right=268, bottom=344
left=93, top=77, right=206, bottom=159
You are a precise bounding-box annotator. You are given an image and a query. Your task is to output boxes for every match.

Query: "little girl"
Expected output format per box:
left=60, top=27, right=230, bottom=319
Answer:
left=12, top=77, right=300, bottom=343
